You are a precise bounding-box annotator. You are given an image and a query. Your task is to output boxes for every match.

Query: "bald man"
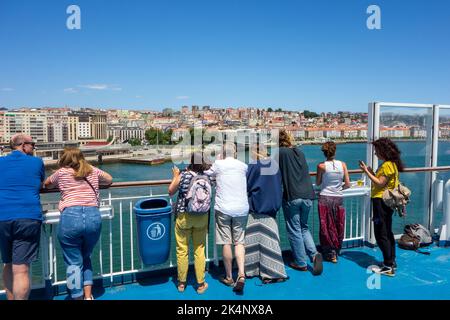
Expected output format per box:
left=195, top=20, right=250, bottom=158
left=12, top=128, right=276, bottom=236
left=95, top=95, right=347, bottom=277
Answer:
left=0, top=134, right=45, bottom=300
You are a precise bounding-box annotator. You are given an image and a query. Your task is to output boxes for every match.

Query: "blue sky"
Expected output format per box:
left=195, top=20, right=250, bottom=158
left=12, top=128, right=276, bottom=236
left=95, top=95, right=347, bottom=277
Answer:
left=1, top=0, right=450, bottom=112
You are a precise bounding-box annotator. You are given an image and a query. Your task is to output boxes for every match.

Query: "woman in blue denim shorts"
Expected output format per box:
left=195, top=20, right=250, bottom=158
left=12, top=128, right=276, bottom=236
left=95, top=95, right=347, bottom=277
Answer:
left=45, top=147, right=112, bottom=300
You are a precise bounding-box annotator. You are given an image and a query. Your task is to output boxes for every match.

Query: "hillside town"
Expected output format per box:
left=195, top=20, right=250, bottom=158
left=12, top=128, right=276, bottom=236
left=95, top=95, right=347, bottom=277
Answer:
left=1, top=105, right=449, bottom=158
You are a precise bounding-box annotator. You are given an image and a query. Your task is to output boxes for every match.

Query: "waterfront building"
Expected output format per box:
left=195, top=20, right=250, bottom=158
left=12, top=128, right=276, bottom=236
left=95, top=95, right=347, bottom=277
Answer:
left=68, top=111, right=107, bottom=141
left=3, top=111, right=48, bottom=143
left=107, top=126, right=145, bottom=143
left=323, top=128, right=342, bottom=139
left=305, top=128, right=324, bottom=139
left=380, top=127, right=410, bottom=138
left=0, top=111, right=5, bottom=143
left=47, top=113, right=69, bottom=142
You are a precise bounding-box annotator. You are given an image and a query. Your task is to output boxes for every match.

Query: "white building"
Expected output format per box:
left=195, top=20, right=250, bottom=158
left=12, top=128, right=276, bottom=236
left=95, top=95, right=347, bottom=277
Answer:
left=107, top=126, right=145, bottom=142
left=3, top=111, right=48, bottom=143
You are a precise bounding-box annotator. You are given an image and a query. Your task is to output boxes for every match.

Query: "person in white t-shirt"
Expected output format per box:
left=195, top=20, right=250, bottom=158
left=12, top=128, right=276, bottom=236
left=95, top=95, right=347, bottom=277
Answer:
left=205, top=142, right=249, bottom=293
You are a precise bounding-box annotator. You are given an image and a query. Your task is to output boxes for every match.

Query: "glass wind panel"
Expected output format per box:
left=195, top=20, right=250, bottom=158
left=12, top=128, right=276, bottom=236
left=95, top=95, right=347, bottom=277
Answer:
left=436, top=107, right=450, bottom=229
left=438, top=107, right=450, bottom=168
left=379, top=106, right=433, bottom=168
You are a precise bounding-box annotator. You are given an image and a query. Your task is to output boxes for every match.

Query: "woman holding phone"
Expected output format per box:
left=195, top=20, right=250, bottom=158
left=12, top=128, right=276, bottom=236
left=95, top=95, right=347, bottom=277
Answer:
left=359, top=138, right=404, bottom=276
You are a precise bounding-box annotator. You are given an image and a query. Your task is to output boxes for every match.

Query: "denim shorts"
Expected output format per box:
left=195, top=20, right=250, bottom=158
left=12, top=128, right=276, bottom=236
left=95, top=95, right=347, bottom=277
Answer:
left=0, top=219, right=42, bottom=264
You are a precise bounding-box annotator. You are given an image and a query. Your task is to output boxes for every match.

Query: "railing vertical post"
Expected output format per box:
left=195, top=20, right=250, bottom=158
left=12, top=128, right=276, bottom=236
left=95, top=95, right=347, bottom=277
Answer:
left=119, top=201, right=124, bottom=273
left=52, top=226, right=58, bottom=283
left=129, top=201, right=135, bottom=271
left=363, top=189, right=374, bottom=245
left=109, top=218, right=113, bottom=285
left=364, top=102, right=379, bottom=245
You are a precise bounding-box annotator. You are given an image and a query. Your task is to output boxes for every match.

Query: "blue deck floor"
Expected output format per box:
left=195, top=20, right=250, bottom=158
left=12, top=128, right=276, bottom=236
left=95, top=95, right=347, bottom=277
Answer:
left=48, top=244, right=449, bottom=300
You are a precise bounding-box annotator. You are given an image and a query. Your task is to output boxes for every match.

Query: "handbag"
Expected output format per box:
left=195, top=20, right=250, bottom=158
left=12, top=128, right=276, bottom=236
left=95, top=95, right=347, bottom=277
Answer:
left=382, top=164, right=411, bottom=217
left=83, top=177, right=114, bottom=219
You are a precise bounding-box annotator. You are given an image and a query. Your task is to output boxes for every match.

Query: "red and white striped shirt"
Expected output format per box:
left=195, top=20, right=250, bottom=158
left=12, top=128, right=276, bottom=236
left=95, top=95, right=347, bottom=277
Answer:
left=48, top=167, right=108, bottom=212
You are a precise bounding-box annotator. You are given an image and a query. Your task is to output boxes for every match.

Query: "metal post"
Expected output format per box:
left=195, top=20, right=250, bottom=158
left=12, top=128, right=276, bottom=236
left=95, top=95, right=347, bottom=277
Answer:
left=429, top=105, right=440, bottom=230
left=440, top=179, right=450, bottom=246
left=364, top=102, right=379, bottom=245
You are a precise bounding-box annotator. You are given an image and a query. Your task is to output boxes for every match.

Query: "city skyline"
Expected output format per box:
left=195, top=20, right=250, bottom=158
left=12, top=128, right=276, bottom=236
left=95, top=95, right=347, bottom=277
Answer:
left=1, top=1, right=450, bottom=112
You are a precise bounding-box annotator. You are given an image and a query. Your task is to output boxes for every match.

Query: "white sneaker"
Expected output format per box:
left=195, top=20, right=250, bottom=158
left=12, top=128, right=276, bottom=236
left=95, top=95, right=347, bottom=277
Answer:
left=84, top=295, right=95, bottom=300
left=371, top=265, right=382, bottom=273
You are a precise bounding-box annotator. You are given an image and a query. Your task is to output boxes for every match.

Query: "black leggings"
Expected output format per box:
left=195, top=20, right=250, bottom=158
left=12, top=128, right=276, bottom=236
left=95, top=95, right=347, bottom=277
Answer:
left=372, top=198, right=396, bottom=267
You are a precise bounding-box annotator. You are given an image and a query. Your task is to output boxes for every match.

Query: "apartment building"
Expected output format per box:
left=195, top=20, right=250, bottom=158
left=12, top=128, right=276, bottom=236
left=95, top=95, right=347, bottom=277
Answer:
left=0, top=111, right=5, bottom=143
left=68, top=111, right=107, bottom=141
left=380, top=127, right=410, bottom=138
left=47, top=113, right=69, bottom=142
left=107, top=126, right=145, bottom=142
left=2, top=111, right=48, bottom=143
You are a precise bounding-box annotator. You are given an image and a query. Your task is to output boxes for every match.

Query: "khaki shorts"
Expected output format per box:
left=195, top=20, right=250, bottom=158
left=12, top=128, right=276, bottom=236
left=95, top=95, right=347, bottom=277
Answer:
left=215, top=210, right=248, bottom=245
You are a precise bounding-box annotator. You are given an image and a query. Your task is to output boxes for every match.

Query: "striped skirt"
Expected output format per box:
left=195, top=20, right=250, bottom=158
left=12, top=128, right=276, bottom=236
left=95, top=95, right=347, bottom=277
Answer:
left=244, top=213, right=287, bottom=280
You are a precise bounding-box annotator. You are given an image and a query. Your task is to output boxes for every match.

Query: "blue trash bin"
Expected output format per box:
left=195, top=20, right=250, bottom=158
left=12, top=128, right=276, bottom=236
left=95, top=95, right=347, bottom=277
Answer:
left=134, top=198, right=172, bottom=265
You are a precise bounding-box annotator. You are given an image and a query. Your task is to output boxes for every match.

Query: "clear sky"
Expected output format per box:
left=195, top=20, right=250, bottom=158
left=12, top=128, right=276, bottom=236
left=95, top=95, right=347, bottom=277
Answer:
left=1, top=0, right=450, bottom=112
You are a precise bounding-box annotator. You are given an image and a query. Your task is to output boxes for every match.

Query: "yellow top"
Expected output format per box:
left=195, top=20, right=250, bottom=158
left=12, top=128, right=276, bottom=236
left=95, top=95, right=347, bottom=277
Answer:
left=371, top=161, right=399, bottom=198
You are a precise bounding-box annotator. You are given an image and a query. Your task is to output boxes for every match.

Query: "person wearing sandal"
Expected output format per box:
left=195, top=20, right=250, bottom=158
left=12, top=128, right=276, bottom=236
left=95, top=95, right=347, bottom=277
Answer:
left=277, top=129, right=323, bottom=276
left=316, top=142, right=350, bottom=263
left=243, top=141, right=288, bottom=284
left=169, top=152, right=211, bottom=294
left=205, top=142, right=249, bottom=293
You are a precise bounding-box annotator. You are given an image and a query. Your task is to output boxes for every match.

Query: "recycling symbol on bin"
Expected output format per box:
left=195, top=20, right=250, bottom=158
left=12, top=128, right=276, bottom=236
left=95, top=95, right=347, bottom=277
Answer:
left=146, top=222, right=165, bottom=240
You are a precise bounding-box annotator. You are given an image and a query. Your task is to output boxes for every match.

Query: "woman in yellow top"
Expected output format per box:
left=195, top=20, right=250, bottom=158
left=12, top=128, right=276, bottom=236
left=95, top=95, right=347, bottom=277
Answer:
left=359, top=138, right=404, bottom=277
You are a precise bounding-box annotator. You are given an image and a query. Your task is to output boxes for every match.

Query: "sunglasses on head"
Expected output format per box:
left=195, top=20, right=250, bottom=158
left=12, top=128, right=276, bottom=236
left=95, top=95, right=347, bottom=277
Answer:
left=22, top=141, right=36, bottom=147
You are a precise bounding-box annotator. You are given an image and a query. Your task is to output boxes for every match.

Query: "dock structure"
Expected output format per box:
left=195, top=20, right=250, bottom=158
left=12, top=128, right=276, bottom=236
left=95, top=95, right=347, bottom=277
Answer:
left=120, top=155, right=168, bottom=165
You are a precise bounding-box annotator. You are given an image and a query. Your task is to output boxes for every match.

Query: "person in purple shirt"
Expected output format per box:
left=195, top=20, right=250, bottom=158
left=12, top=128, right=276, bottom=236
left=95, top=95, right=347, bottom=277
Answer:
left=0, top=133, right=45, bottom=300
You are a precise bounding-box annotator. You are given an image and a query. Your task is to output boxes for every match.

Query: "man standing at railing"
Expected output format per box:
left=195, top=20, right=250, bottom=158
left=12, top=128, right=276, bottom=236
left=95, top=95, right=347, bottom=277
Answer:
left=206, top=142, right=249, bottom=293
left=0, top=133, right=45, bottom=300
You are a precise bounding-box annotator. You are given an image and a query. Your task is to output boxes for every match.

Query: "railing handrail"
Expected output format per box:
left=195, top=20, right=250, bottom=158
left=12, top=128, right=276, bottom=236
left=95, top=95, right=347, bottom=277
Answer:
left=40, top=166, right=450, bottom=193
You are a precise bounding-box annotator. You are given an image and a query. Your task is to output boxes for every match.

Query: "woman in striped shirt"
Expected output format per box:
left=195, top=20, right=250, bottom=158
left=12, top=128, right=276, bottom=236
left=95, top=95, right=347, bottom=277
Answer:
left=44, top=147, right=112, bottom=300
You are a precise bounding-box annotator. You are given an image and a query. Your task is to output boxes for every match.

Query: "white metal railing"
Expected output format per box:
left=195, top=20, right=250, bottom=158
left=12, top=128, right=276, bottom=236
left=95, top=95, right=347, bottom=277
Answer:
left=4, top=168, right=450, bottom=297
left=7, top=184, right=367, bottom=297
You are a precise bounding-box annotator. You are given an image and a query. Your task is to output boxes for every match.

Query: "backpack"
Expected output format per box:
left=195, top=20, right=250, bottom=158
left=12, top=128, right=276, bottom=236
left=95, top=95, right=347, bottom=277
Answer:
left=185, top=172, right=212, bottom=215
left=382, top=164, right=411, bottom=217
left=398, top=224, right=432, bottom=255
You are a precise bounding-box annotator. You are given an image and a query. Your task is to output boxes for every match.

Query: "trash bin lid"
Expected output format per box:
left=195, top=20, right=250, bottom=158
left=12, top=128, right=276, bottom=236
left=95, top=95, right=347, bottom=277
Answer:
left=134, top=198, right=172, bottom=215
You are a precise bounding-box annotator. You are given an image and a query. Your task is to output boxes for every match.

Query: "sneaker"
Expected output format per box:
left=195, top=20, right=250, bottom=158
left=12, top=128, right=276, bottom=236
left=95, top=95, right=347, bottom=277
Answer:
left=312, top=253, right=323, bottom=276
left=196, top=282, right=208, bottom=294
left=393, top=261, right=398, bottom=270
left=84, top=295, right=94, bottom=300
left=373, top=266, right=395, bottom=277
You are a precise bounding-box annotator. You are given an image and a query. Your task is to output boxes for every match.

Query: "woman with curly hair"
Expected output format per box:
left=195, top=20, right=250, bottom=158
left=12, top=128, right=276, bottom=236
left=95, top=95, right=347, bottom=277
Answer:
left=316, top=141, right=350, bottom=263
left=359, top=138, right=404, bottom=277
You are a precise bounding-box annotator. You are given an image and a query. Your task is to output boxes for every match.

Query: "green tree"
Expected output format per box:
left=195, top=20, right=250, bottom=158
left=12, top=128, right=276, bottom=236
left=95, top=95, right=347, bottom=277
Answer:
left=145, top=128, right=174, bottom=145
left=275, top=108, right=283, bottom=112
left=267, top=107, right=273, bottom=112
left=303, top=110, right=320, bottom=118
left=128, top=138, right=141, bottom=146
